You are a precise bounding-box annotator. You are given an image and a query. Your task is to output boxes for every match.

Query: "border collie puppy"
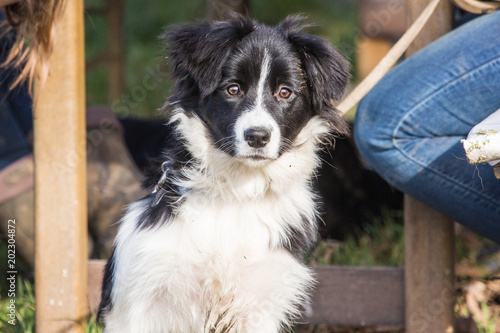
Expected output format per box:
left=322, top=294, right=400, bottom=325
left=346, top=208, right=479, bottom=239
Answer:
left=98, top=15, right=349, bottom=333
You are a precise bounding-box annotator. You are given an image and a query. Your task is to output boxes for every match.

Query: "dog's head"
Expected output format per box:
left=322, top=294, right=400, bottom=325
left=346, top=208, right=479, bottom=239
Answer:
left=163, top=15, right=349, bottom=167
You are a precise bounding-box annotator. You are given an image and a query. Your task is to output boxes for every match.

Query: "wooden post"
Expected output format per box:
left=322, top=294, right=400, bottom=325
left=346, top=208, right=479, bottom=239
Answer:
left=208, top=0, right=250, bottom=20
left=34, top=1, right=88, bottom=332
left=357, top=37, right=393, bottom=80
left=405, top=197, right=455, bottom=333
left=407, top=0, right=453, bottom=54
left=405, top=3, right=454, bottom=333
left=107, top=0, right=124, bottom=103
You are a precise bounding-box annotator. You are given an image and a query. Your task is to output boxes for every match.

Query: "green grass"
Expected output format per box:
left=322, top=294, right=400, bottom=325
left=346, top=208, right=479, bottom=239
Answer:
left=309, top=209, right=405, bottom=267
left=0, top=276, right=102, bottom=333
left=0, top=279, right=35, bottom=333
left=476, top=301, right=499, bottom=333
left=85, top=315, right=102, bottom=333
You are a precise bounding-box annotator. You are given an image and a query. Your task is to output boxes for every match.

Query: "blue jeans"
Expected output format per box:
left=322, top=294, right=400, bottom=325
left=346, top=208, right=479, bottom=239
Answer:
left=354, top=10, right=500, bottom=243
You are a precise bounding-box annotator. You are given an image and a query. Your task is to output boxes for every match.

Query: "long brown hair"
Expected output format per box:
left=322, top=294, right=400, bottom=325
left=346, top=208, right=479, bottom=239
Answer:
left=2, top=0, right=66, bottom=94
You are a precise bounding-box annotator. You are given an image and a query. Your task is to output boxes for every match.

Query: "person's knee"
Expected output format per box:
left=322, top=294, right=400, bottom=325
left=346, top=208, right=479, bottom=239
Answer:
left=354, top=93, right=390, bottom=168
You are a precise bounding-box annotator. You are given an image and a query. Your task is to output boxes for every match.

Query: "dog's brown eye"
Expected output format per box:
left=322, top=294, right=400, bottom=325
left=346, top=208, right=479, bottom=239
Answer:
left=227, top=85, right=241, bottom=96
left=278, top=88, right=292, bottom=99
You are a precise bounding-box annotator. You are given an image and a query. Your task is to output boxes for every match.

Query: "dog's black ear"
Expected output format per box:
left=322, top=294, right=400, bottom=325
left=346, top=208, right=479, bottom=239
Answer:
left=163, top=15, right=256, bottom=98
left=282, top=16, right=350, bottom=134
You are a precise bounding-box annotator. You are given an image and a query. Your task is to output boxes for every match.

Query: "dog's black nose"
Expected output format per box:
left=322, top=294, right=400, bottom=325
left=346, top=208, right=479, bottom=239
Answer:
left=244, top=128, right=271, bottom=148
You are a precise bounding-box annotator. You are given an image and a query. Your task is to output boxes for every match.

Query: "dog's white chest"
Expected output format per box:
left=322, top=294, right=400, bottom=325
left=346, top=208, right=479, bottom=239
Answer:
left=177, top=196, right=272, bottom=258
left=108, top=194, right=314, bottom=332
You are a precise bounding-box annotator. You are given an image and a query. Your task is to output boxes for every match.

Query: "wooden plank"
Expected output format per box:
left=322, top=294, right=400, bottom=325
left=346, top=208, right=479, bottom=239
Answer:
left=404, top=2, right=455, bottom=333
left=34, top=1, right=88, bottom=332
left=87, top=262, right=405, bottom=327
left=306, top=266, right=405, bottom=327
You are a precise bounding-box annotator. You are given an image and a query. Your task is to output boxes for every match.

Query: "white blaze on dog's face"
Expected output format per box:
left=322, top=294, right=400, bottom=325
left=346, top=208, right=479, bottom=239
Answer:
left=165, top=16, right=350, bottom=167
left=233, top=50, right=280, bottom=165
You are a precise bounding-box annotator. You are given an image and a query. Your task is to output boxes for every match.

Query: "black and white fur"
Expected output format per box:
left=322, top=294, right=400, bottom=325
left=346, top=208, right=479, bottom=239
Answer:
left=98, top=15, right=350, bottom=333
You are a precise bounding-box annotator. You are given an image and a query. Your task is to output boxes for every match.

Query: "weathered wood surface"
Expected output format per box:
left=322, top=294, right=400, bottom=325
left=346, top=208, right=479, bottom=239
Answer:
left=404, top=196, right=455, bottom=333
left=407, top=0, right=453, bottom=54
left=88, top=261, right=405, bottom=327
left=404, top=1, right=455, bottom=332
left=306, top=266, right=405, bottom=327
left=34, top=1, right=88, bottom=332
left=88, top=260, right=106, bottom=315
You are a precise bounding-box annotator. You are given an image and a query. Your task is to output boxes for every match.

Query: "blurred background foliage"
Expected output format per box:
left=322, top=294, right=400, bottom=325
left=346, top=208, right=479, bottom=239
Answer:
left=84, top=0, right=358, bottom=118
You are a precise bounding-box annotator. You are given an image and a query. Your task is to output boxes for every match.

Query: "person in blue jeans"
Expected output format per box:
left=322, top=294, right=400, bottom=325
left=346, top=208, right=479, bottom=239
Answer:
left=354, top=10, right=500, bottom=244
